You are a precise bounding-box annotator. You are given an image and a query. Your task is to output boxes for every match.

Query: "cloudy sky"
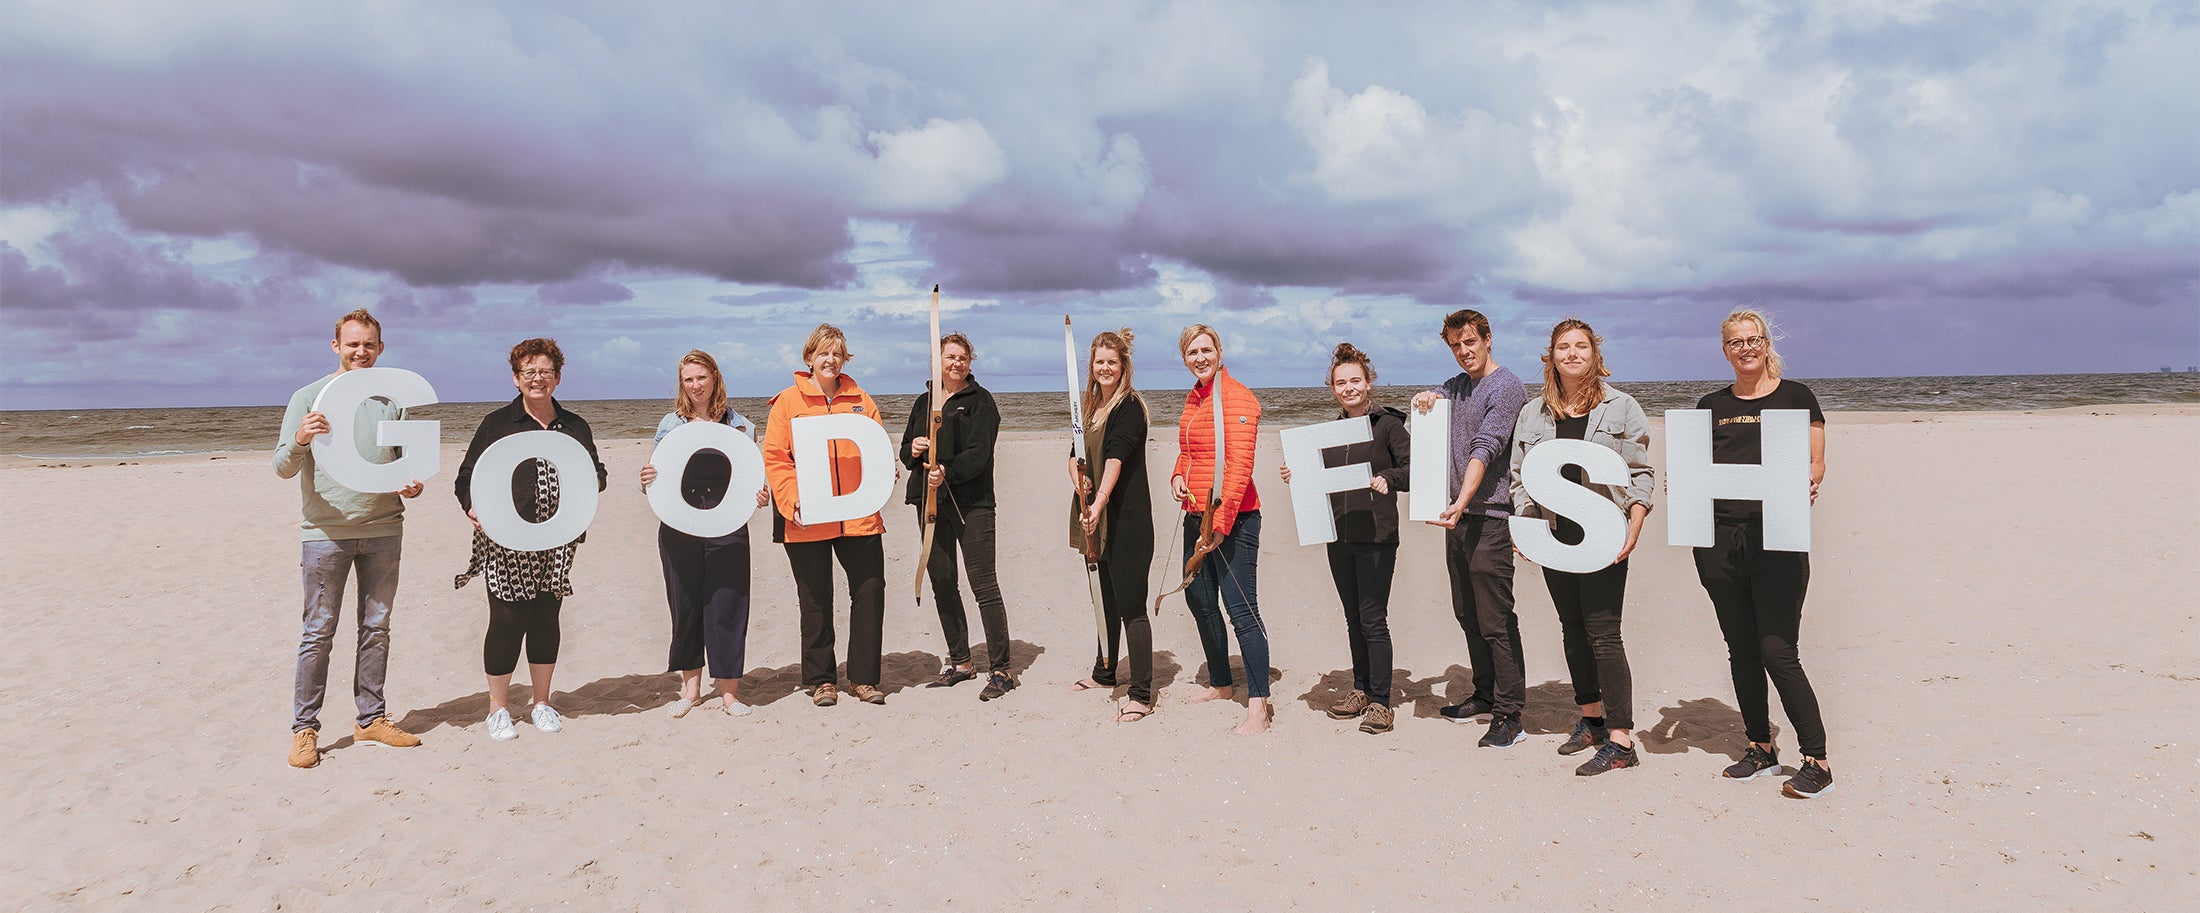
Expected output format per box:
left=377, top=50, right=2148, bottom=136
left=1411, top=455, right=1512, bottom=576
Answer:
left=2, top=1, right=2194, bottom=409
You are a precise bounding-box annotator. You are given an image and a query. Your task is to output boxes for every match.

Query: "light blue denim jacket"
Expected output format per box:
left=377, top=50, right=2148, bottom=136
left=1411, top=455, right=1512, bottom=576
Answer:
left=1508, top=385, right=1656, bottom=519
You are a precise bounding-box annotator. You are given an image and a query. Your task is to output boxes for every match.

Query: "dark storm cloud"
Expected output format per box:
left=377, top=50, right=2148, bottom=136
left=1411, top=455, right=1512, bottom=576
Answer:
left=0, top=1, right=2193, bottom=406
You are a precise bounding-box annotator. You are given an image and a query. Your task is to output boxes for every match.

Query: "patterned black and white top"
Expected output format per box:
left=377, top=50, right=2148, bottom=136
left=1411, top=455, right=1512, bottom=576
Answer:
left=453, top=459, right=580, bottom=600
left=450, top=396, right=605, bottom=602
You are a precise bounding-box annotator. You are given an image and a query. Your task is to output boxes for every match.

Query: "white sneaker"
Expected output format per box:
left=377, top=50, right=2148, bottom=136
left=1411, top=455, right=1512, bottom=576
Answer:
left=531, top=702, right=563, bottom=733
left=486, top=708, right=518, bottom=741
left=719, top=700, right=753, bottom=718
left=665, top=697, right=698, bottom=719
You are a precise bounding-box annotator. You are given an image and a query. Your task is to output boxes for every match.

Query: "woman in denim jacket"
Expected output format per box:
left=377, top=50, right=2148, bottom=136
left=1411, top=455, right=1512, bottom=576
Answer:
left=1508, top=318, right=1654, bottom=776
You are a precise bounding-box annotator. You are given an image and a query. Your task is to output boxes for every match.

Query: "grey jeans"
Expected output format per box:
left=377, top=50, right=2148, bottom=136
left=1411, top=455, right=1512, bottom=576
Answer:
left=294, top=536, right=402, bottom=733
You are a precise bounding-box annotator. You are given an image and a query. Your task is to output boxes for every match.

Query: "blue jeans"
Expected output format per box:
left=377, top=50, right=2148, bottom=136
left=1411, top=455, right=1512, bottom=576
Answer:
left=294, top=536, right=402, bottom=733
left=1183, top=510, right=1269, bottom=698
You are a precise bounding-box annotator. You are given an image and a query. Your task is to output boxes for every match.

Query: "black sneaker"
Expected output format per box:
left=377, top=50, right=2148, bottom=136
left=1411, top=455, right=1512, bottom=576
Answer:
left=1557, top=719, right=1609, bottom=755
left=926, top=665, right=977, bottom=688
left=1575, top=741, right=1639, bottom=776
left=979, top=671, right=1018, bottom=702
left=1477, top=714, right=1524, bottom=748
left=1721, top=744, right=1781, bottom=780
left=1782, top=759, right=1833, bottom=798
left=1439, top=696, right=1493, bottom=723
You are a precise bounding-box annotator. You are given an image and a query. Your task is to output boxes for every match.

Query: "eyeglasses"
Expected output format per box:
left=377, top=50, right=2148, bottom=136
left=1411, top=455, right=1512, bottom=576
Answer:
left=518, top=368, right=558, bottom=379
left=1723, top=335, right=1768, bottom=352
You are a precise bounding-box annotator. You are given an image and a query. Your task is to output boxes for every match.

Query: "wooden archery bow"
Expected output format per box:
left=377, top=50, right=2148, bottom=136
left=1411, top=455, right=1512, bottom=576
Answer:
left=1065, top=316, right=1110, bottom=668
left=915, top=284, right=943, bottom=605
left=1153, top=368, right=1228, bottom=613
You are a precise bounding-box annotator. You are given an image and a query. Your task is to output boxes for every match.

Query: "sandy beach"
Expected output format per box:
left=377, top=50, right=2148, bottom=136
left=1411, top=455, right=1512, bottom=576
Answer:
left=2, top=404, right=2194, bottom=911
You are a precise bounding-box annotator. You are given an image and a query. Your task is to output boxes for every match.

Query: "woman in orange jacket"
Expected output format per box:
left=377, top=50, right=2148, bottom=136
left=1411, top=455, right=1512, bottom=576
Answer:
left=762, top=324, right=890, bottom=707
left=1168, top=324, right=1270, bottom=735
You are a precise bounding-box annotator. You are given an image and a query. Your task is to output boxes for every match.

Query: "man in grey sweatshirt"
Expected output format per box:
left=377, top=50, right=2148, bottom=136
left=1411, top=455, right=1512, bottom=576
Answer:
left=1412, top=309, right=1533, bottom=748
left=274, top=308, right=426, bottom=768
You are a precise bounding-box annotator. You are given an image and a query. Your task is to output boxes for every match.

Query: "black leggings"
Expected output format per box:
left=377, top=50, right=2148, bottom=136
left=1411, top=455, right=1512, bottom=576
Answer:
left=1544, top=559, right=1634, bottom=729
left=1092, top=552, right=1154, bottom=705
left=1696, top=522, right=1827, bottom=759
left=1326, top=540, right=1397, bottom=707
left=485, top=592, right=562, bottom=676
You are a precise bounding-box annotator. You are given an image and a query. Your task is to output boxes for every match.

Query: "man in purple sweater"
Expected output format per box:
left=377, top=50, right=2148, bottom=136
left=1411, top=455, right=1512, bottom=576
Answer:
left=1412, top=309, right=1533, bottom=748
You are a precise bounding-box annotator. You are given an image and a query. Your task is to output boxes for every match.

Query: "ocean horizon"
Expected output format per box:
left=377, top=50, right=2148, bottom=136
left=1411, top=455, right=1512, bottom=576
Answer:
left=3, top=371, right=2195, bottom=459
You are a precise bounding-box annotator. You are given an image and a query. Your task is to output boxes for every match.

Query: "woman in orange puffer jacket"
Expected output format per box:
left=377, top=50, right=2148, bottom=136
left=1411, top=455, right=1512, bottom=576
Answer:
left=1168, top=324, right=1271, bottom=736
left=762, top=323, right=890, bottom=708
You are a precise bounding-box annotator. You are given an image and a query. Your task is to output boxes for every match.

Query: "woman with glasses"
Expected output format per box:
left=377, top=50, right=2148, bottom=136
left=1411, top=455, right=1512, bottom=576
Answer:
left=1695, top=307, right=1834, bottom=798
left=452, top=338, right=608, bottom=742
left=642, top=350, right=769, bottom=719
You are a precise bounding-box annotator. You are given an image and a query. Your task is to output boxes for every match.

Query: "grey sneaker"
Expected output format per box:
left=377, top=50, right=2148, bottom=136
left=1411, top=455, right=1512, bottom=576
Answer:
left=1557, top=719, right=1609, bottom=755
left=1574, top=741, right=1639, bottom=776
left=530, top=702, right=563, bottom=733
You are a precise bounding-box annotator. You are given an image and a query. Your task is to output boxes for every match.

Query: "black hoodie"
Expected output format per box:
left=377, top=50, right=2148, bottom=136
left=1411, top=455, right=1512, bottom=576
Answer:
left=899, top=374, right=1002, bottom=515
left=1321, top=404, right=1413, bottom=544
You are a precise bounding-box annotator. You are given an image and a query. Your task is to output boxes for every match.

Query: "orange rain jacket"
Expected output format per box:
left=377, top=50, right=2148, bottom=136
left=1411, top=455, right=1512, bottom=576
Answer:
left=762, top=371, right=888, bottom=543
left=1171, top=366, right=1262, bottom=536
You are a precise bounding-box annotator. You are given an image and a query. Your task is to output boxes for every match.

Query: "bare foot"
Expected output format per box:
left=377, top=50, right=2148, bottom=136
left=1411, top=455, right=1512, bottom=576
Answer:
left=1187, top=686, right=1233, bottom=704
left=1069, top=678, right=1106, bottom=692
left=1233, top=698, right=1270, bottom=736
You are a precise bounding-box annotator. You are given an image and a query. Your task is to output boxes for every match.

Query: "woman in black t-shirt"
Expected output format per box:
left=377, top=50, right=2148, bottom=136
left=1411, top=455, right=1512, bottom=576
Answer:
left=1695, top=308, right=1834, bottom=798
left=1069, top=329, right=1157, bottom=722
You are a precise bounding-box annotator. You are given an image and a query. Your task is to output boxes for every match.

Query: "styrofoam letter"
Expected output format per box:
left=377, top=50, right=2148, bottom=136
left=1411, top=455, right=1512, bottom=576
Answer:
left=1508, top=439, right=1629, bottom=573
left=790, top=413, right=894, bottom=525
left=471, top=430, right=600, bottom=551
left=1408, top=398, right=1450, bottom=521
left=1279, top=416, right=1374, bottom=546
left=647, top=422, right=766, bottom=537
left=1665, top=408, right=1812, bottom=551
left=309, top=367, right=440, bottom=493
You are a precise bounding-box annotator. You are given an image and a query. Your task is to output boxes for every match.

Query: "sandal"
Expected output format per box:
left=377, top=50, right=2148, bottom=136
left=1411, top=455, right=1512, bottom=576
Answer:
left=1069, top=678, right=1107, bottom=692
left=1114, top=702, right=1153, bottom=723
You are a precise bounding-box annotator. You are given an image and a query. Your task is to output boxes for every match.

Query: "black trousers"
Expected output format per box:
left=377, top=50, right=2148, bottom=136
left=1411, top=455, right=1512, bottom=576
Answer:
left=920, top=506, right=1013, bottom=672
left=1544, top=559, right=1635, bottom=730
left=785, top=535, right=886, bottom=688
left=1092, top=551, right=1154, bottom=705
left=660, top=524, right=752, bottom=681
left=1326, top=540, right=1398, bottom=706
left=1695, top=521, right=1827, bottom=759
left=1445, top=516, right=1524, bottom=716
left=484, top=592, right=562, bottom=676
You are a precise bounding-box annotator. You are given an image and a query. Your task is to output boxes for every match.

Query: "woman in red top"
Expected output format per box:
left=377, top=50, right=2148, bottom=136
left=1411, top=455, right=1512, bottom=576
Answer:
left=1168, top=324, right=1269, bottom=735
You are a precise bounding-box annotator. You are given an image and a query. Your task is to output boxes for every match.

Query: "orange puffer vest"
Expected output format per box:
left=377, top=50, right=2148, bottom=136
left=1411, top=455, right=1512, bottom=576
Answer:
left=1171, top=366, right=1262, bottom=535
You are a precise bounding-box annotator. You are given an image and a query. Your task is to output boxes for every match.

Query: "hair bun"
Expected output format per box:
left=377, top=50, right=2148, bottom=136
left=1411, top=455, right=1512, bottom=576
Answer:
left=1333, top=342, right=1366, bottom=362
